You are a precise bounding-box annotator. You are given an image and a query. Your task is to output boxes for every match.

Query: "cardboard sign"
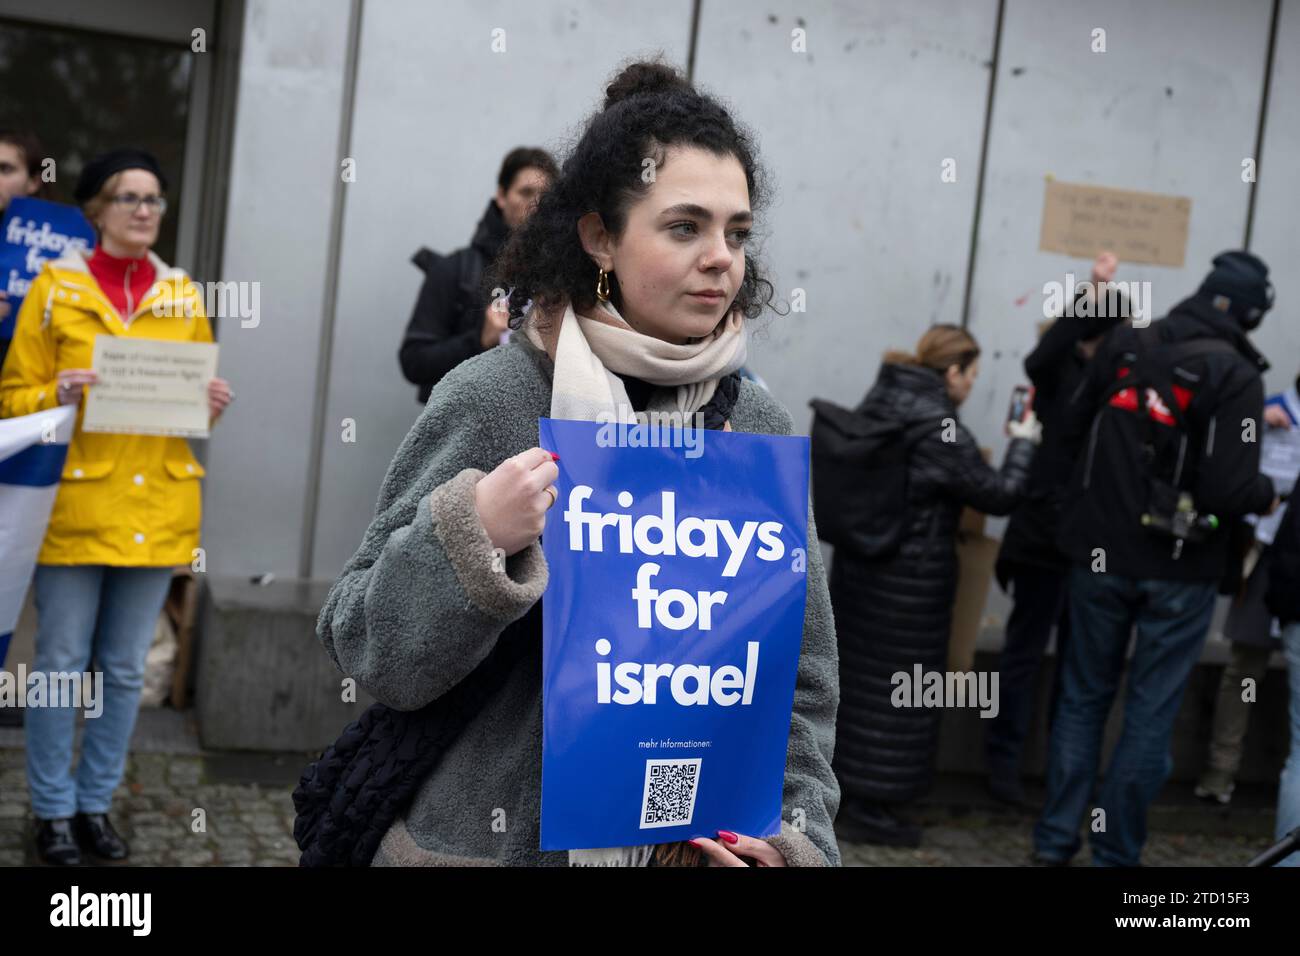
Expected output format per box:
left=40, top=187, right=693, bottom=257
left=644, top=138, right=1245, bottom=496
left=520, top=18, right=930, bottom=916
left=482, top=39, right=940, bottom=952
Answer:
left=0, top=197, right=96, bottom=339
left=537, top=417, right=810, bottom=851
left=82, top=336, right=218, bottom=438
left=949, top=530, right=999, bottom=673
left=1039, top=179, right=1191, bottom=267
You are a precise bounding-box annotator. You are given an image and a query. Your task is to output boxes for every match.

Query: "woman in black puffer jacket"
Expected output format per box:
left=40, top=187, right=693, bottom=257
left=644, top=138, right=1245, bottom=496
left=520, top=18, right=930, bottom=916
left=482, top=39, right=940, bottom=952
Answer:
left=830, top=324, right=1039, bottom=847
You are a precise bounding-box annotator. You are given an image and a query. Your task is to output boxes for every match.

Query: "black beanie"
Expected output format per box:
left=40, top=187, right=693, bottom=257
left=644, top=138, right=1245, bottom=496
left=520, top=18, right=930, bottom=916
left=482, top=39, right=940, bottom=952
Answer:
left=1198, top=250, right=1272, bottom=317
left=73, top=148, right=169, bottom=204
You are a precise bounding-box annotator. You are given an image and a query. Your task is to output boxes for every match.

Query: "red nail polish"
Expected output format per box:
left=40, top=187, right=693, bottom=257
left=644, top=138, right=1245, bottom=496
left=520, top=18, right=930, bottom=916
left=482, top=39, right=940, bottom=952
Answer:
left=718, top=830, right=738, bottom=844
left=549, top=452, right=560, bottom=461
left=688, top=838, right=702, bottom=847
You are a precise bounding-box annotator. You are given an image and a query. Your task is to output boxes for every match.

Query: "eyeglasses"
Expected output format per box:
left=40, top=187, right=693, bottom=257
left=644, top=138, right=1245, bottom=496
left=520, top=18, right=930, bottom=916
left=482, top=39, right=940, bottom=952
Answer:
left=109, top=193, right=168, bottom=215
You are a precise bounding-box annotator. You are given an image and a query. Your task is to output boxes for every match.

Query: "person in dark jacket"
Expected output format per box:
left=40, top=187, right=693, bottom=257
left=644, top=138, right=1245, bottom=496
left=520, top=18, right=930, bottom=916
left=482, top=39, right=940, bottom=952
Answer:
left=985, top=251, right=1128, bottom=806
left=832, top=324, right=1039, bottom=847
left=1265, top=453, right=1300, bottom=864
left=1034, top=250, right=1281, bottom=867
left=398, top=147, right=558, bottom=403
left=1195, top=378, right=1299, bottom=806
left=0, top=129, right=51, bottom=370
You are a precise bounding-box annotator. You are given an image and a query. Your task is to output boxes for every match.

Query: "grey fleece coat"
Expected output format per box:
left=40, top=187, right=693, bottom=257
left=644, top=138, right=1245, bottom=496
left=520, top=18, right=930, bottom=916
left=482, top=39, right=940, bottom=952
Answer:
left=316, top=334, right=841, bottom=866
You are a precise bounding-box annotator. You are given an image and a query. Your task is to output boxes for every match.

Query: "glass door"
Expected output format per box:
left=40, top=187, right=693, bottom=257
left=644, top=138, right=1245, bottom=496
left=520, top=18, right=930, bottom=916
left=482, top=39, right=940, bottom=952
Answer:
left=0, top=18, right=195, bottom=261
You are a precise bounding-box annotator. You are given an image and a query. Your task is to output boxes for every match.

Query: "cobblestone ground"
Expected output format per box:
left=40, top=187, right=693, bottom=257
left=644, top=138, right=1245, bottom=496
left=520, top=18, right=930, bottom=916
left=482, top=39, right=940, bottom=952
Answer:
left=0, top=722, right=1282, bottom=867
left=837, top=808, right=1277, bottom=867
left=0, top=748, right=301, bottom=867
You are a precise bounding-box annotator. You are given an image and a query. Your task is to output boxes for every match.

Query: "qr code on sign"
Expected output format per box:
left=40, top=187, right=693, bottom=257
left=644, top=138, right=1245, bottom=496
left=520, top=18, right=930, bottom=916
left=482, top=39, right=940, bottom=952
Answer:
left=639, top=758, right=702, bottom=829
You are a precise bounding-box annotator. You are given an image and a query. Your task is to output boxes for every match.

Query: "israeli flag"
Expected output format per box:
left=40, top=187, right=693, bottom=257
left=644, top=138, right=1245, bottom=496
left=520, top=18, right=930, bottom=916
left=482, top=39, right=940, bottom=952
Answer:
left=0, top=405, right=76, bottom=666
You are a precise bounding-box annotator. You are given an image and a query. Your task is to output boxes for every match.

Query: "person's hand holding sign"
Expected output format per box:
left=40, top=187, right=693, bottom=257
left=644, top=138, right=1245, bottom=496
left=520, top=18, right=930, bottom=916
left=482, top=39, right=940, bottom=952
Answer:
left=208, top=376, right=233, bottom=424
left=689, top=830, right=788, bottom=867
left=1091, top=249, right=1118, bottom=285
left=474, top=447, right=560, bottom=556
left=55, top=368, right=98, bottom=405
left=1076, top=249, right=1118, bottom=312
left=1264, top=404, right=1292, bottom=429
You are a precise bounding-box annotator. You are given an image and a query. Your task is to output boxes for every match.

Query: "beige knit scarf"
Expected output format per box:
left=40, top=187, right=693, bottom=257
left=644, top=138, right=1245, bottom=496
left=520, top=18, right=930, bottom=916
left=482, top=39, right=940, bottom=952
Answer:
left=524, top=297, right=747, bottom=866
left=524, top=298, right=748, bottom=425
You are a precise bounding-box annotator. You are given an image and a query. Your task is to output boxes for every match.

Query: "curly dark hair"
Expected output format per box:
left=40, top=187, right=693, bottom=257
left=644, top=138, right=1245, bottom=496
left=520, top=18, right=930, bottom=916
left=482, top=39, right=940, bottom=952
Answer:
left=485, top=58, right=776, bottom=330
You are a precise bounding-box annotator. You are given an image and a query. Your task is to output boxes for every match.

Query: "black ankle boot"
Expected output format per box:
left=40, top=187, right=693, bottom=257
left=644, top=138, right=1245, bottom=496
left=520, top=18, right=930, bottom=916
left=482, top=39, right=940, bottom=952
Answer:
left=836, top=800, right=923, bottom=848
left=35, top=817, right=81, bottom=865
left=73, top=812, right=129, bottom=861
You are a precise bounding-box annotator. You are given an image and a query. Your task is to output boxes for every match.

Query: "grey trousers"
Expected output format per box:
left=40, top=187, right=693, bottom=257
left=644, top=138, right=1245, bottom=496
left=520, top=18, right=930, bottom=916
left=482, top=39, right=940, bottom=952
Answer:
left=1203, top=642, right=1273, bottom=779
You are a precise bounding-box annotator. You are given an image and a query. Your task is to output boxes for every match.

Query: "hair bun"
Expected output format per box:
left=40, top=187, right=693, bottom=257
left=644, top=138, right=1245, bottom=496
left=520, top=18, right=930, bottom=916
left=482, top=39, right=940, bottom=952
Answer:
left=603, top=60, right=689, bottom=109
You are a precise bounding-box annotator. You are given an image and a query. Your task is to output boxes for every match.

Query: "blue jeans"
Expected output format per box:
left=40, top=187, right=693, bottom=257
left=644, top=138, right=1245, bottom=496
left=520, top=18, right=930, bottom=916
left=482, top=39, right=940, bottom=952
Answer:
left=25, top=565, right=174, bottom=819
left=1278, top=621, right=1300, bottom=866
left=1033, top=565, right=1216, bottom=866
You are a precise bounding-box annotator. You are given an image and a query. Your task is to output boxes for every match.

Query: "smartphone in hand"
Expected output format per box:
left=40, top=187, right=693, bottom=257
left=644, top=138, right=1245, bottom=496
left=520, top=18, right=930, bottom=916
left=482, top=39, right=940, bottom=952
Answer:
left=1007, top=385, right=1034, bottom=426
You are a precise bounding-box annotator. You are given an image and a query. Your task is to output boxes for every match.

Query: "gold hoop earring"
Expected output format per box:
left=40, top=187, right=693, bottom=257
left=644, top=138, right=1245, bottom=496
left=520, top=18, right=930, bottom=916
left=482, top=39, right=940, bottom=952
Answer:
left=596, top=268, right=610, bottom=302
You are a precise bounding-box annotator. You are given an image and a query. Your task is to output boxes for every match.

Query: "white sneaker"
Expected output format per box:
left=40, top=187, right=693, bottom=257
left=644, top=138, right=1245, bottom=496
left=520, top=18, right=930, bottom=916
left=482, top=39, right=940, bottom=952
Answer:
left=1194, top=781, right=1234, bottom=805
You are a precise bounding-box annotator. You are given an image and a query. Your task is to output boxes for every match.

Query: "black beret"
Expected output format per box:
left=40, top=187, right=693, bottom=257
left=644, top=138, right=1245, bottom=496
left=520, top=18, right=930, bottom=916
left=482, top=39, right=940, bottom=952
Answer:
left=73, top=148, right=169, bottom=204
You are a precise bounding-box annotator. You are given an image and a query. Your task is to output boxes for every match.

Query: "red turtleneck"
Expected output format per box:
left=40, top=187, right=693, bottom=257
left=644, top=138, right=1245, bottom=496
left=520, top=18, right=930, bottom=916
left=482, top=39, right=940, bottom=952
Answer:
left=87, top=247, right=156, bottom=320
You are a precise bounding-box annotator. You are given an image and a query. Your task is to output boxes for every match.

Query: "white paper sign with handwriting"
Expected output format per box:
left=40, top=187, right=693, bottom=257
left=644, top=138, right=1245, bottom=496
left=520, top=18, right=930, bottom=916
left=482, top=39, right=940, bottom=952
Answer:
left=82, top=336, right=219, bottom=439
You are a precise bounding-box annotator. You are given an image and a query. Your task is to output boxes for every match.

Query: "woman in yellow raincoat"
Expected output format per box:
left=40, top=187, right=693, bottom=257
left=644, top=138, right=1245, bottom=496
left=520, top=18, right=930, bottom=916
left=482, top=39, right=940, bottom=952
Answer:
left=0, top=149, right=233, bottom=865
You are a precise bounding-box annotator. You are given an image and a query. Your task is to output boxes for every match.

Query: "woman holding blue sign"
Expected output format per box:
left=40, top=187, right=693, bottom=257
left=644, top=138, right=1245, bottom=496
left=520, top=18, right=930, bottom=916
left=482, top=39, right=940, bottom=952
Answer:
left=305, top=61, right=841, bottom=867
left=0, top=148, right=233, bottom=865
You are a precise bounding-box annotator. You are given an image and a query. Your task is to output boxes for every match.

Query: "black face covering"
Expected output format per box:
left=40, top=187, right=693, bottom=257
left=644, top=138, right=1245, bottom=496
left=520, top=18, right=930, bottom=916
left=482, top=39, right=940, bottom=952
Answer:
left=1235, top=280, right=1273, bottom=330
left=1238, top=306, right=1267, bottom=331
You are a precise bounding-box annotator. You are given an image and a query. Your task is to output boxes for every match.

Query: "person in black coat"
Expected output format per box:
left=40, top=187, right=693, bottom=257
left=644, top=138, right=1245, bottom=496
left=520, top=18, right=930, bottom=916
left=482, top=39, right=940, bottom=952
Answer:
left=831, top=324, right=1039, bottom=847
left=1264, top=469, right=1300, bottom=863
left=985, top=252, right=1128, bottom=805
left=1195, top=381, right=1299, bottom=806
left=399, top=147, right=558, bottom=403
left=1266, top=451, right=1300, bottom=627
left=1034, top=250, right=1280, bottom=867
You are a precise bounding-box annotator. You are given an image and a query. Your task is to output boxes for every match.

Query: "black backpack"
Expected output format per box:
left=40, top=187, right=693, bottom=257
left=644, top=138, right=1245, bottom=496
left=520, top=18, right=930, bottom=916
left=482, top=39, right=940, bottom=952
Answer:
left=408, top=245, right=491, bottom=403
left=411, top=244, right=488, bottom=313
left=1096, top=331, right=1243, bottom=566
left=809, top=398, right=932, bottom=559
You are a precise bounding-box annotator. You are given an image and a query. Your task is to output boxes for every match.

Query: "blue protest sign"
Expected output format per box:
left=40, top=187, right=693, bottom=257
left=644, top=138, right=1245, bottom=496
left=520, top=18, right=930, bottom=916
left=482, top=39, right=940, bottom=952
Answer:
left=1, top=197, right=96, bottom=339
left=538, top=416, right=810, bottom=851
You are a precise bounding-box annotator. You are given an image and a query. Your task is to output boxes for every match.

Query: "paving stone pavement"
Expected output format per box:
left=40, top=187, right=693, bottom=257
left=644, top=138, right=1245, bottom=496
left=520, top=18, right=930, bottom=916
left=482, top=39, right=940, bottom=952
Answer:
left=0, top=747, right=302, bottom=867
left=836, top=809, right=1279, bottom=867
left=836, top=772, right=1284, bottom=866
left=0, top=710, right=1284, bottom=867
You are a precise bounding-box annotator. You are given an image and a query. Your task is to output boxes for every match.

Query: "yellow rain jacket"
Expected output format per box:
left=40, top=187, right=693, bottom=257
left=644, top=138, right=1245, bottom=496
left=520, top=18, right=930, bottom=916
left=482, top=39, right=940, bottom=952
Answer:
left=0, top=248, right=214, bottom=566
